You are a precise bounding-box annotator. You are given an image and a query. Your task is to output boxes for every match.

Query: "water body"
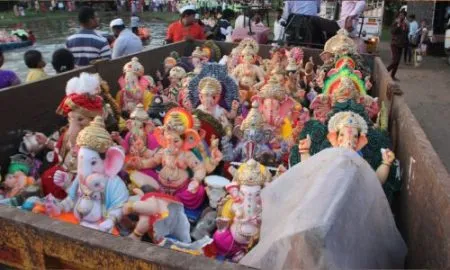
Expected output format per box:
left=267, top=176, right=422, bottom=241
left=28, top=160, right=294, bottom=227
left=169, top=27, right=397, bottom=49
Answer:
left=1, top=17, right=167, bottom=81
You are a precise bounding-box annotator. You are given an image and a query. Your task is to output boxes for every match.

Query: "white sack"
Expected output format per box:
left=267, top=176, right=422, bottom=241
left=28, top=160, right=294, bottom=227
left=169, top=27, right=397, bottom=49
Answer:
left=240, top=148, right=407, bottom=269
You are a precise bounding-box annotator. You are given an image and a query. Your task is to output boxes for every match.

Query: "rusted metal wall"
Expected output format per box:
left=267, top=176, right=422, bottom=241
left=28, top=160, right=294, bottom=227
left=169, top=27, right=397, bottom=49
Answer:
left=372, top=58, right=450, bottom=268
left=0, top=66, right=96, bottom=170
left=0, top=41, right=449, bottom=268
left=0, top=206, right=250, bottom=270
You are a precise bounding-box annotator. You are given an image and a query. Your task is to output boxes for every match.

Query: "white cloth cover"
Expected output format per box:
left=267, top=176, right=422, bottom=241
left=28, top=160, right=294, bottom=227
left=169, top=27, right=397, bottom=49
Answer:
left=240, top=148, right=407, bottom=269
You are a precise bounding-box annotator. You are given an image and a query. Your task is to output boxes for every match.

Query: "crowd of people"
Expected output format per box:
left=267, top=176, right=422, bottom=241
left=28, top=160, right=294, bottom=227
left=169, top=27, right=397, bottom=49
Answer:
left=0, top=6, right=146, bottom=89
left=387, top=10, right=429, bottom=81
left=0, top=1, right=434, bottom=90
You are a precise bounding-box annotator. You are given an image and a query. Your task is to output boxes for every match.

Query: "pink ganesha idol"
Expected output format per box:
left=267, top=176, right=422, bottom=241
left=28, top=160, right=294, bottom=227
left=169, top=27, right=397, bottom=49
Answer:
left=213, top=159, right=272, bottom=262
left=111, top=103, right=160, bottom=180
left=126, top=107, right=207, bottom=210
left=251, top=75, right=297, bottom=142
left=116, top=57, right=156, bottom=115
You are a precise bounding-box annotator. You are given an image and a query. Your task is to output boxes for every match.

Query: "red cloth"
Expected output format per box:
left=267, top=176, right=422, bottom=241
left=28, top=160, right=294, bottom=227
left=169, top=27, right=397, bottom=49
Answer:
left=166, top=21, right=205, bottom=43
left=41, top=132, right=68, bottom=199
left=41, top=164, right=68, bottom=199
left=57, top=93, right=103, bottom=117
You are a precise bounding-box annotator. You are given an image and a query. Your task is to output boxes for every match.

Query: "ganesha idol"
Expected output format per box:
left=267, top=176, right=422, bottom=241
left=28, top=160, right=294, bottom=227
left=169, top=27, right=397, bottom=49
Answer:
left=191, top=46, right=209, bottom=75
left=222, top=102, right=288, bottom=167
left=299, top=111, right=395, bottom=185
left=44, top=116, right=129, bottom=234
left=231, top=43, right=265, bottom=102
left=116, top=57, right=155, bottom=116
left=0, top=154, right=39, bottom=206
left=112, top=104, right=159, bottom=180
left=213, top=159, right=272, bottom=262
left=187, top=63, right=240, bottom=144
left=318, top=29, right=372, bottom=81
left=127, top=108, right=207, bottom=210
left=310, top=68, right=379, bottom=124
left=163, top=66, right=186, bottom=103
left=252, top=75, right=297, bottom=143
left=40, top=73, right=104, bottom=200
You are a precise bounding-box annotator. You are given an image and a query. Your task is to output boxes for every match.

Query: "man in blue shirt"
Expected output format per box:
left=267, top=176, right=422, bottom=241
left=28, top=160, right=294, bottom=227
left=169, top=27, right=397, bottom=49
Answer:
left=282, top=0, right=321, bottom=21
left=110, top=18, right=143, bottom=59
left=66, top=7, right=111, bottom=66
left=281, top=0, right=339, bottom=47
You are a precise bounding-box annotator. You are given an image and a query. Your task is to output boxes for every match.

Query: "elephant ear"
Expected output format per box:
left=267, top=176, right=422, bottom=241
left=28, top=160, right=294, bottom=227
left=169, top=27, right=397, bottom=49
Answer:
left=104, top=146, right=125, bottom=177
left=153, top=127, right=167, bottom=148
left=182, top=129, right=201, bottom=151
left=250, top=95, right=264, bottom=110
left=279, top=97, right=295, bottom=119
left=355, top=134, right=368, bottom=151
left=327, top=131, right=339, bottom=147
left=326, top=68, right=338, bottom=77
left=353, top=70, right=363, bottom=79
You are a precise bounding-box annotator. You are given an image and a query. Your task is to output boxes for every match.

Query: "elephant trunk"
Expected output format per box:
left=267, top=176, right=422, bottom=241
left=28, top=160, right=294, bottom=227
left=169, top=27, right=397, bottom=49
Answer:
left=130, top=199, right=169, bottom=216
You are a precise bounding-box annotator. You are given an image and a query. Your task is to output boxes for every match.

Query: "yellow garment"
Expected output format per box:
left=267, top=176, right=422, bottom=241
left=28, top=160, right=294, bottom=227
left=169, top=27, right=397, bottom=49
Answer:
left=219, top=197, right=235, bottom=220
left=115, top=90, right=153, bottom=112
left=280, top=117, right=293, bottom=140
left=118, top=117, right=127, bottom=132
left=26, top=68, right=48, bottom=83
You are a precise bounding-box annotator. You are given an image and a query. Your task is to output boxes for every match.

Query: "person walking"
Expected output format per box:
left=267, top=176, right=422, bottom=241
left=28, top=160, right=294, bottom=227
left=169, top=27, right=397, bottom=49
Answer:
left=387, top=11, right=408, bottom=81
left=405, top=14, right=418, bottom=65
left=66, top=7, right=112, bottom=66
left=165, top=4, right=205, bottom=43
left=110, top=18, right=143, bottom=59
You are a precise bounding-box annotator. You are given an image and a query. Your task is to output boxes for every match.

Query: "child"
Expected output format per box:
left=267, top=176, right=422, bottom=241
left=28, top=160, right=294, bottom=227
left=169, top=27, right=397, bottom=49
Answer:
left=131, top=13, right=140, bottom=35
left=51, top=48, right=75, bottom=74
left=0, top=49, right=21, bottom=90
left=24, top=50, right=48, bottom=83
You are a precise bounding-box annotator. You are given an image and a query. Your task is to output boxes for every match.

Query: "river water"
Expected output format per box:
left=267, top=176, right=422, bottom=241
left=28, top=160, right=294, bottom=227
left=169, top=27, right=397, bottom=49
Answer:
left=1, top=17, right=167, bottom=81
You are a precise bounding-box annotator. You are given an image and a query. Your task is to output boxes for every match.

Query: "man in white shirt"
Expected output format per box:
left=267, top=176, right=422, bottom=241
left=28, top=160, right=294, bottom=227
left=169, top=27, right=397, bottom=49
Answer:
left=110, top=18, right=143, bottom=59
left=338, top=0, right=366, bottom=37
left=235, top=13, right=250, bottom=28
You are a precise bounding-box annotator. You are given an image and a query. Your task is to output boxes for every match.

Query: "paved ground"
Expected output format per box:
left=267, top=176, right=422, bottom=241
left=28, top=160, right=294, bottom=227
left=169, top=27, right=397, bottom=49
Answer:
left=378, top=41, right=450, bottom=173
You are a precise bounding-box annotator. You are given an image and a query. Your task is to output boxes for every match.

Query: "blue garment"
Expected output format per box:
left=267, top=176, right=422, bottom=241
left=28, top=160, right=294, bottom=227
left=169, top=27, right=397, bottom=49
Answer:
left=68, top=175, right=129, bottom=214
left=66, top=28, right=112, bottom=66
left=112, top=28, right=143, bottom=59
left=282, top=0, right=321, bottom=20
left=408, top=20, right=418, bottom=37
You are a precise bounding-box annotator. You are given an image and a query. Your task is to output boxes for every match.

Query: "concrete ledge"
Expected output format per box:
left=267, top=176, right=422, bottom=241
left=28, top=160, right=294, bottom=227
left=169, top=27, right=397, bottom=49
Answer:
left=0, top=206, right=253, bottom=269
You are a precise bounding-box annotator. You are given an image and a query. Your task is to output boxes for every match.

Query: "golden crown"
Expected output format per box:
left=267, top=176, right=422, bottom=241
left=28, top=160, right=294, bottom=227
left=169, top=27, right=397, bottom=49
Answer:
left=192, top=46, right=206, bottom=58
left=76, top=116, right=114, bottom=153
left=328, top=111, right=368, bottom=134
left=332, top=77, right=360, bottom=102
left=241, top=101, right=265, bottom=131
left=169, top=66, right=186, bottom=79
left=259, top=76, right=286, bottom=100
left=238, top=38, right=259, bottom=55
left=233, top=159, right=272, bottom=187
left=323, top=29, right=357, bottom=56
left=123, top=57, right=144, bottom=75
left=199, top=77, right=222, bottom=95
left=130, top=103, right=149, bottom=122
